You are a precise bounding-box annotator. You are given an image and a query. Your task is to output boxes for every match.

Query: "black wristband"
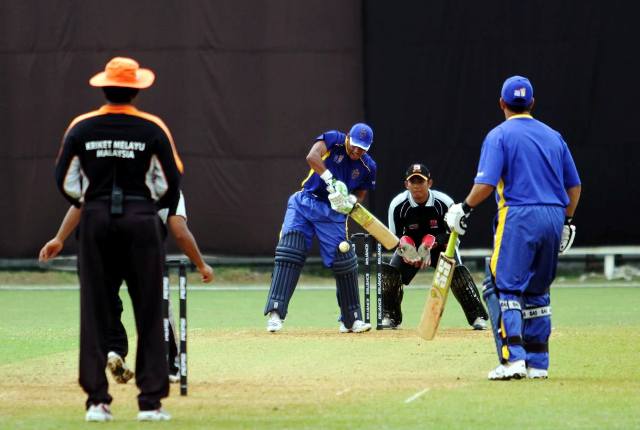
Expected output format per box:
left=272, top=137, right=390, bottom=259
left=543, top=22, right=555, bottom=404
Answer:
left=461, top=201, right=473, bottom=214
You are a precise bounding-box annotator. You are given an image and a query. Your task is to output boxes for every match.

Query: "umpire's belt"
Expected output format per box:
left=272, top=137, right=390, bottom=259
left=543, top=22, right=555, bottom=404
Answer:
left=93, top=194, right=151, bottom=215
left=93, top=195, right=150, bottom=202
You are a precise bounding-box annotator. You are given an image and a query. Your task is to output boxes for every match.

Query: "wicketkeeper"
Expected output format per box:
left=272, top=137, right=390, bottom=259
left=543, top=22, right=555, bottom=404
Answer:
left=383, top=163, right=488, bottom=329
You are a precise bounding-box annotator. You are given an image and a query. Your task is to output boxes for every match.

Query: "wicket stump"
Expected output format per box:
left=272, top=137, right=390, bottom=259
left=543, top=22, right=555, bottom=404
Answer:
left=350, top=233, right=384, bottom=330
left=163, top=259, right=188, bottom=396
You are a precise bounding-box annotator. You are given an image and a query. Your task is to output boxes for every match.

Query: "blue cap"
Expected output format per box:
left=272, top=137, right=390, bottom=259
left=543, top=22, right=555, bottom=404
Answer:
left=501, top=75, right=533, bottom=107
left=349, top=123, right=373, bottom=151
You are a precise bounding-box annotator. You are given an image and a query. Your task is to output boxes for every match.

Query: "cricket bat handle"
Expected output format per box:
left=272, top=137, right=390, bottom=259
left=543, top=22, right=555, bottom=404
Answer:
left=444, top=231, right=458, bottom=258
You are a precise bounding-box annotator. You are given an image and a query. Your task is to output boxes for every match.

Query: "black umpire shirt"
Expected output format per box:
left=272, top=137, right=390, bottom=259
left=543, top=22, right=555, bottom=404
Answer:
left=55, top=104, right=182, bottom=208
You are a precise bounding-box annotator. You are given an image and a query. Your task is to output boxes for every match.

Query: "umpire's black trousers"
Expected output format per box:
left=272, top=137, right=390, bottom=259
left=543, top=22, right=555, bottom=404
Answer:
left=78, top=200, right=169, bottom=410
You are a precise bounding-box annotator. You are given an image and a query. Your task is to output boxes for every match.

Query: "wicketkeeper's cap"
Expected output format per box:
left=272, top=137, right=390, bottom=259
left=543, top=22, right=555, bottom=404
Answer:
left=348, top=123, right=373, bottom=151
left=405, top=163, right=430, bottom=181
left=89, top=57, right=155, bottom=89
left=501, top=75, right=533, bottom=107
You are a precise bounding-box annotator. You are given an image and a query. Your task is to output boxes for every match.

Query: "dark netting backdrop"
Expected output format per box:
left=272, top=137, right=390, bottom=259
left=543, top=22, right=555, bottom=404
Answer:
left=1, top=0, right=637, bottom=258
left=0, top=1, right=364, bottom=257
left=364, top=0, right=639, bottom=248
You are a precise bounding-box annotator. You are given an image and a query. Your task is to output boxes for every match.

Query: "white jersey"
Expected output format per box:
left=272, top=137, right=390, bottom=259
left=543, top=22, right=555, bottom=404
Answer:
left=158, top=191, right=187, bottom=224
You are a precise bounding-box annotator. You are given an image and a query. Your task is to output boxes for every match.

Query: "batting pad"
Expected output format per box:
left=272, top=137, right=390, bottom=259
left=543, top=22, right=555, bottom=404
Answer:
left=264, top=231, right=307, bottom=318
left=333, top=246, right=361, bottom=328
left=380, top=263, right=403, bottom=325
left=450, top=265, right=488, bottom=325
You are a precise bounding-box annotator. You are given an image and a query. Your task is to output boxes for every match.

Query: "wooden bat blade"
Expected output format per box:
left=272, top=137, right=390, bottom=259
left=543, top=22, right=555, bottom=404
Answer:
left=417, top=231, right=458, bottom=340
left=349, top=203, right=399, bottom=250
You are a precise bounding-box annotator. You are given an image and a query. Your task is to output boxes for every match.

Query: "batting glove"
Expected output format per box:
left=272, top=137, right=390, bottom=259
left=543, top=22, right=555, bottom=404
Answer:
left=444, top=202, right=473, bottom=235
left=321, top=170, right=348, bottom=197
left=335, top=194, right=356, bottom=214
left=559, top=217, right=576, bottom=254
left=328, top=191, right=347, bottom=212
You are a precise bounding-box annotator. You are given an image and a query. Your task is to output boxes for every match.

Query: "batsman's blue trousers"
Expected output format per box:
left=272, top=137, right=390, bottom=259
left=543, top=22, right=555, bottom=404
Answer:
left=490, top=205, right=564, bottom=365
left=281, top=191, right=348, bottom=267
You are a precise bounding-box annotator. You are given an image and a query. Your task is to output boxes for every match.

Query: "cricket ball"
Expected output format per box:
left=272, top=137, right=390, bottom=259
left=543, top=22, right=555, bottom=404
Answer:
left=339, top=241, right=351, bottom=253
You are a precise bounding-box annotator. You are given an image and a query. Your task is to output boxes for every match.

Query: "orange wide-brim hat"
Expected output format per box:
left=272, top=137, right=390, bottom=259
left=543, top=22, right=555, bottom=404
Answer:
left=89, top=57, right=155, bottom=89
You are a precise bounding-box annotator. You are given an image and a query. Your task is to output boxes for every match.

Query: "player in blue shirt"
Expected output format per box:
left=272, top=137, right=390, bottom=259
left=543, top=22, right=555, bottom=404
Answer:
left=445, top=76, right=581, bottom=380
left=264, top=123, right=377, bottom=333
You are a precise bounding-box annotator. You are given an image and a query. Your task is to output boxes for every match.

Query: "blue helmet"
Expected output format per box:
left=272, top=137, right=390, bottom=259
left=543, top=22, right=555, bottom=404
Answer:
left=349, top=123, right=373, bottom=151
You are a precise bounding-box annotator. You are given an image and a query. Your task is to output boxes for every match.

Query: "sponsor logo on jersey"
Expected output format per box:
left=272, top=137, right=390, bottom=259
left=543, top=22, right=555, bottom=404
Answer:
left=430, top=219, right=438, bottom=228
left=334, top=154, right=344, bottom=164
left=351, top=169, right=360, bottom=180
left=408, top=223, right=419, bottom=230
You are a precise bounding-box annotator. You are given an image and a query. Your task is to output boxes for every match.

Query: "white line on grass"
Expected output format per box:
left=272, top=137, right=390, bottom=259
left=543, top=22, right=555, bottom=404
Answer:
left=336, top=388, right=351, bottom=396
left=2, top=283, right=640, bottom=291
left=404, top=388, right=430, bottom=404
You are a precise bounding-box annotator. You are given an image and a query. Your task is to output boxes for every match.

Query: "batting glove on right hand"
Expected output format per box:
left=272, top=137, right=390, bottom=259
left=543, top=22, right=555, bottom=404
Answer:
left=559, top=217, right=576, bottom=254
left=444, top=202, right=473, bottom=236
left=328, top=191, right=347, bottom=213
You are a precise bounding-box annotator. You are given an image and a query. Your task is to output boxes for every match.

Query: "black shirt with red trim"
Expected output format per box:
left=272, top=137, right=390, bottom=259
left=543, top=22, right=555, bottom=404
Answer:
left=387, top=189, right=454, bottom=253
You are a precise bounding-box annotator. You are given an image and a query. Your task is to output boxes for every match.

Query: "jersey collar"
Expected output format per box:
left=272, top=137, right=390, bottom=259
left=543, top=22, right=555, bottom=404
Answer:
left=98, top=104, right=139, bottom=114
left=507, top=114, right=533, bottom=120
left=407, top=190, right=433, bottom=208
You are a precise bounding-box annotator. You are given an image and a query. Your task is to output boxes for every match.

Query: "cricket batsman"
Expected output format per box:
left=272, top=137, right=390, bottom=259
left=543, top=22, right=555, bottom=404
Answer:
left=264, top=123, right=377, bottom=333
left=445, top=75, right=581, bottom=380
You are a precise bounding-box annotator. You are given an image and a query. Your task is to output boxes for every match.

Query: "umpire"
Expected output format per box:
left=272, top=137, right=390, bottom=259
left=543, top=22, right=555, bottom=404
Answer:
left=55, top=57, right=182, bottom=422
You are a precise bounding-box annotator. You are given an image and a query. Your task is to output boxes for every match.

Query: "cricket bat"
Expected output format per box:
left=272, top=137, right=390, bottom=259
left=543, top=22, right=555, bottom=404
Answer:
left=416, top=231, right=459, bottom=340
left=349, top=203, right=399, bottom=250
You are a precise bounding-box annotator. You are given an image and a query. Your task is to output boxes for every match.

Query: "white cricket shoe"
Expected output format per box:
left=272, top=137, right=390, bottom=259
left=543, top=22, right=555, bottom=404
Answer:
left=381, top=317, right=400, bottom=329
left=472, top=317, right=488, bottom=330
left=168, top=371, right=180, bottom=383
left=107, top=351, right=134, bottom=384
left=137, top=408, right=171, bottom=421
left=527, top=367, right=549, bottom=379
left=266, top=311, right=283, bottom=332
left=488, top=359, right=527, bottom=380
left=85, top=403, right=113, bottom=422
left=339, top=320, right=372, bottom=333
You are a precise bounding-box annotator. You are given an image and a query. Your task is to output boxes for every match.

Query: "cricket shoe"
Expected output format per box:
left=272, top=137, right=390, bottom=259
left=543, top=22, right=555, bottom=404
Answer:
left=339, top=320, right=372, bottom=333
left=488, top=359, right=527, bottom=380
left=527, top=367, right=549, bottom=379
left=85, top=403, right=113, bottom=422
left=266, top=311, right=283, bottom=332
left=137, top=408, right=171, bottom=421
left=107, top=351, right=134, bottom=384
left=381, top=317, right=400, bottom=329
left=169, top=371, right=180, bottom=383
left=472, top=317, right=488, bottom=330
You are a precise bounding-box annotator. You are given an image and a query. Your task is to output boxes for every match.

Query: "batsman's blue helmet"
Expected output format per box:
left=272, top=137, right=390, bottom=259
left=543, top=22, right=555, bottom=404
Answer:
left=349, top=123, right=373, bottom=151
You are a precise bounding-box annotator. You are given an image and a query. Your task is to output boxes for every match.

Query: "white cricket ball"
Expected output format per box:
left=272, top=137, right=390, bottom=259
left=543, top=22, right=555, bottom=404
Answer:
left=339, top=241, right=351, bottom=253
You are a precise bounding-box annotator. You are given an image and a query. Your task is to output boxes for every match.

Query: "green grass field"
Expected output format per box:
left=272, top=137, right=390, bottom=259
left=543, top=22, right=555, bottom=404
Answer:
left=1, top=276, right=639, bottom=429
